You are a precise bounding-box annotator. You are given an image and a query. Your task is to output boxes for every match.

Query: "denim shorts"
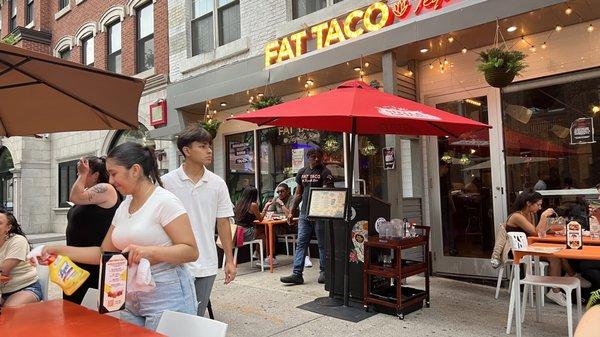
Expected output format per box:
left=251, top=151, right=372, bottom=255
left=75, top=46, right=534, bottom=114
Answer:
left=1, top=280, right=43, bottom=301
left=120, top=264, right=197, bottom=331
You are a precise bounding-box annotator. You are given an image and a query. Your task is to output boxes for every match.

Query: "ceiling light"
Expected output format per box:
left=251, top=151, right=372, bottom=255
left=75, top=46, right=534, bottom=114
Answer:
left=465, top=98, right=482, bottom=107
left=555, top=25, right=562, bottom=32
left=593, top=105, right=600, bottom=113
left=507, top=26, right=518, bottom=32
left=420, top=48, right=429, bottom=53
left=588, top=24, right=595, bottom=32
left=565, top=7, right=572, bottom=15
left=461, top=48, right=468, bottom=54
left=220, top=102, right=227, bottom=107
left=448, top=36, right=454, bottom=43
left=353, top=66, right=361, bottom=72
left=364, top=62, right=370, bottom=67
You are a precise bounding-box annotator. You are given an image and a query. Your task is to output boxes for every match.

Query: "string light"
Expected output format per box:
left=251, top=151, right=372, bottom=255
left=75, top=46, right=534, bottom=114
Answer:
left=429, top=63, right=434, bottom=69
left=592, top=105, right=600, bottom=113
left=555, top=25, right=562, bottom=32
left=448, top=36, right=454, bottom=43
left=588, top=24, right=595, bottom=32
left=565, top=7, right=572, bottom=15
left=364, top=62, right=370, bottom=67
left=461, top=48, right=468, bottom=54
left=541, top=42, right=547, bottom=49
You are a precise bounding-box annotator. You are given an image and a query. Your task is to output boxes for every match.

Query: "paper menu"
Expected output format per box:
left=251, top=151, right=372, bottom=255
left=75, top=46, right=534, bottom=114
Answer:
left=566, top=221, right=583, bottom=250
left=98, top=252, right=128, bottom=314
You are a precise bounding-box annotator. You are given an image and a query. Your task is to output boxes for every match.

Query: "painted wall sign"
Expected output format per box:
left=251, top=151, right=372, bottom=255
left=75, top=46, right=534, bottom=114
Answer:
left=265, top=0, right=452, bottom=67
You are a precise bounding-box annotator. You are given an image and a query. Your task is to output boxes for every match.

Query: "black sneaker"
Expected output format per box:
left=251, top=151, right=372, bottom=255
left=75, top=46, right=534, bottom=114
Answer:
left=280, top=274, right=304, bottom=285
left=318, top=271, right=325, bottom=284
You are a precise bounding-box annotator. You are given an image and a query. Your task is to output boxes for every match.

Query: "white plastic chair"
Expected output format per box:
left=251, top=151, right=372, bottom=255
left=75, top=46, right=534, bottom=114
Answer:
left=35, top=265, right=50, bottom=301
left=495, top=258, right=549, bottom=307
left=279, top=233, right=297, bottom=255
left=81, top=288, right=99, bottom=310
left=222, top=237, right=265, bottom=272
left=156, top=310, right=228, bottom=337
left=505, top=232, right=582, bottom=337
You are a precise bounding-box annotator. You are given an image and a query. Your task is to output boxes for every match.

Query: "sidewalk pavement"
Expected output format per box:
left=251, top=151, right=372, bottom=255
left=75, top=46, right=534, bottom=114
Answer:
left=47, top=255, right=571, bottom=336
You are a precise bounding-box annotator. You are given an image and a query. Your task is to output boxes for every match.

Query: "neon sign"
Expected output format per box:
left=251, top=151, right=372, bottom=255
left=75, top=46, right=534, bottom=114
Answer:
left=265, top=0, right=451, bottom=67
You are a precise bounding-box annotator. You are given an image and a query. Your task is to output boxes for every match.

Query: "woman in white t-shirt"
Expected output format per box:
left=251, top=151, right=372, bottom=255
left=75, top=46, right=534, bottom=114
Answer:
left=34, top=142, right=199, bottom=331
left=0, top=209, right=42, bottom=307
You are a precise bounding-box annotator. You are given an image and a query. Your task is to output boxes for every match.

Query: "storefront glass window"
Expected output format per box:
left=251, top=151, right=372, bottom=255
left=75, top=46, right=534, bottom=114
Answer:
left=226, top=131, right=256, bottom=204
left=502, top=75, right=600, bottom=223
left=0, top=147, right=14, bottom=211
left=357, top=135, right=386, bottom=199
left=257, top=127, right=344, bottom=206
left=436, top=97, right=493, bottom=258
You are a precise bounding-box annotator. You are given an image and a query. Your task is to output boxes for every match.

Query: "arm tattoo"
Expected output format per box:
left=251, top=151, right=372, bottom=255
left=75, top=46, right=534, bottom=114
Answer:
left=88, top=184, right=108, bottom=202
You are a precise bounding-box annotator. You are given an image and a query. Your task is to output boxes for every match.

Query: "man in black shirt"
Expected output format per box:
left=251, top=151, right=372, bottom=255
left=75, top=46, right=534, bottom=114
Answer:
left=281, top=147, right=334, bottom=285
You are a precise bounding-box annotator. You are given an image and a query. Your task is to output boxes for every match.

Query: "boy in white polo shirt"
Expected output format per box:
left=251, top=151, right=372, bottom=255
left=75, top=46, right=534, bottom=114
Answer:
left=162, top=124, right=236, bottom=317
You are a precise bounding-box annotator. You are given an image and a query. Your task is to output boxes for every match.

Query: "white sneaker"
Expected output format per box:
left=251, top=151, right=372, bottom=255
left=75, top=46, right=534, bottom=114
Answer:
left=304, top=256, right=313, bottom=268
left=255, top=257, right=278, bottom=268
left=573, top=273, right=592, bottom=288
left=546, top=290, right=568, bottom=307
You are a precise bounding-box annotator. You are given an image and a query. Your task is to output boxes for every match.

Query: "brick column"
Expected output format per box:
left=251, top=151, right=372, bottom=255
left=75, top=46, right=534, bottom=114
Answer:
left=95, top=31, right=107, bottom=70
left=154, top=0, right=169, bottom=75
left=121, top=15, right=136, bottom=76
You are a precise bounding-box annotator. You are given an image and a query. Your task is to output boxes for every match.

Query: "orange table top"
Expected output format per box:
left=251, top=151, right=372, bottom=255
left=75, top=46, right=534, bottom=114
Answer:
left=528, top=235, right=600, bottom=246
left=0, top=299, right=164, bottom=337
left=254, top=217, right=298, bottom=225
left=513, top=242, right=600, bottom=264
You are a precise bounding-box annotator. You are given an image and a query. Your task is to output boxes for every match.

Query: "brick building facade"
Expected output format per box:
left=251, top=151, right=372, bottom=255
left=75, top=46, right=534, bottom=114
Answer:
left=0, top=0, right=174, bottom=235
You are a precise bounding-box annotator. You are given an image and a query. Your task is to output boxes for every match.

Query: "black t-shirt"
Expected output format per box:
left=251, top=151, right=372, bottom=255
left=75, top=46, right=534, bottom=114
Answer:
left=296, top=164, right=335, bottom=214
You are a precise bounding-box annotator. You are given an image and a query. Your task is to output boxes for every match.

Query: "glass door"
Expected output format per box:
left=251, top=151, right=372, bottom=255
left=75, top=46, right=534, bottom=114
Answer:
left=427, top=88, right=507, bottom=278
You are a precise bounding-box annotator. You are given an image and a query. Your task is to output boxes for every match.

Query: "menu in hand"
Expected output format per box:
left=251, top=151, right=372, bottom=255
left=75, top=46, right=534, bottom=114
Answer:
left=98, top=252, right=128, bottom=314
left=566, top=221, right=583, bottom=250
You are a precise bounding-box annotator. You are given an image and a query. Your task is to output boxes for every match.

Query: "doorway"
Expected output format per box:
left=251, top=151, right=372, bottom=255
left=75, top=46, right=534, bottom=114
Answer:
left=427, top=88, right=507, bottom=278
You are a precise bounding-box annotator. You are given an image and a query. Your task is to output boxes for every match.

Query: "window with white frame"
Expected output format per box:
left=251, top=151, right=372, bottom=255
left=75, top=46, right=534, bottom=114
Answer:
left=292, top=0, right=343, bottom=19
left=107, top=21, right=122, bottom=73
left=26, top=0, right=35, bottom=26
left=9, top=0, right=17, bottom=32
left=136, top=2, right=154, bottom=73
left=59, top=0, right=69, bottom=10
left=59, top=48, right=70, bottom=60
left=81, top=34, right=94, bottom=66
left=191, top=0, right=240, bottom=56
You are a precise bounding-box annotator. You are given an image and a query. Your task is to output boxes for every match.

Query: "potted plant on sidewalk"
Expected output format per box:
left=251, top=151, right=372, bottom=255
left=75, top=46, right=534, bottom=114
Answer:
left=477, top=47, right=527, bottom=88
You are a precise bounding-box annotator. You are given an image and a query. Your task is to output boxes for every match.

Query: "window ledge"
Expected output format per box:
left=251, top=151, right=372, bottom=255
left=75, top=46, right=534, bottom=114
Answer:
left=55, top=5, right=71, bottom=20
left=134, top=67, right=156, bottom=79
left=181, top=37, right=249, bottom=75
left=276, top=0, right=374, bottom=37
left=25, top=22, right=34, bottom=29
left=52, top=207, right=70, bottom=214
left=76, top=0, right=86, bottom=4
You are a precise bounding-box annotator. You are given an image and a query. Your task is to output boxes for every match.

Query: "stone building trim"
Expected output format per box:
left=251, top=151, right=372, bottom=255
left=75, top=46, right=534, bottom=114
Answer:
left=53, top=36, right=73, bottom=57
left=126, top=0, right=156, bottom=16
left=99, top=5, right=126, bottom=32
left=74, top=22, right=98, bottom=46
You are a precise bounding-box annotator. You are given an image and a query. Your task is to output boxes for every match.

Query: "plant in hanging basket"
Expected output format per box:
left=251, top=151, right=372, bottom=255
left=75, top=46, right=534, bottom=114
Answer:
left=322, top=135, right=341, bottom=154
left=360, top=140, right=378, bottom=157
left=250, top=96, right=282, bottom=110
left=476, top=47, right=527, bottom=88
left=200, top=119, right=221, bottom=139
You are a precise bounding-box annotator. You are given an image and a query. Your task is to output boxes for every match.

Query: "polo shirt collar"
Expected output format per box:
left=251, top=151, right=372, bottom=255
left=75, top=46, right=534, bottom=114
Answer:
left=177, top=165, right=210, bottom=183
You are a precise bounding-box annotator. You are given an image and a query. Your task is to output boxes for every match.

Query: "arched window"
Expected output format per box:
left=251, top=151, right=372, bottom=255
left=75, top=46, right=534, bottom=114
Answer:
left=0, top=147, right=15, bottom=211
left=109, top=124, right=156, bottom=150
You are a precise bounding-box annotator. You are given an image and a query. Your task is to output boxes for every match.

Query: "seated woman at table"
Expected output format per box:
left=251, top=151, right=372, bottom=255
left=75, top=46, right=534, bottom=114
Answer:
left=260, top=183, right=298, bottom=267
left=234, top=187, right=267, bottom=262
left=0, top=209, right=43, bottom=307
left=30, top=142, right=198, bottom=331
left=506, top=189, right=591, bottom=306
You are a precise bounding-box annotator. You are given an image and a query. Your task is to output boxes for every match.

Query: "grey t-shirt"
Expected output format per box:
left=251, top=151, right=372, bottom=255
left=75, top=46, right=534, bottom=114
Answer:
left=295, top=164, right=335, bottom=214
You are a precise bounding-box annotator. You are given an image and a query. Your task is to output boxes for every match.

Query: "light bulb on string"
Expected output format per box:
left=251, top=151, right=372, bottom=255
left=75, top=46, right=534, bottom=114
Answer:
left=565, top=7, right=572, bottom=15
left=541, top=42, right=547, bottom=49
left=461, top=48, right=467, bottom=54
left=448, top=36, right=454, bottom=43
left=529, top=46, right=536, bottom=52
left=588, top=24, right=594, bottom=32
left=555, top=25, right=562, bottom=32
left=429, top=63, right=434, bottom=69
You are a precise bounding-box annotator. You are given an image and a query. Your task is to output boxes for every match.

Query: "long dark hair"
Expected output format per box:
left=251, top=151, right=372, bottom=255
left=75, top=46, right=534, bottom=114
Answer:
left=0, top=208, right=27, bottom=240
left=512, top=189, right=543, bottom=212
left=107, top=142, right=163, bottom=187
left=234, top=187, right=258, bottom=221
left=86, top=156, right=109, bottom=184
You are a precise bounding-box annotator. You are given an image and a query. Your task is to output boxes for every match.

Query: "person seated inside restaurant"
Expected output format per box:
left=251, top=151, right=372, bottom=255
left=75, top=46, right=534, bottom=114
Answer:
left=260, top=183, right=309, bottom=268
left=234, top=187, right=265, bottom=259
left=505, top=189, right=592, bottom=306
left=0, top=209, right=43, bottom=307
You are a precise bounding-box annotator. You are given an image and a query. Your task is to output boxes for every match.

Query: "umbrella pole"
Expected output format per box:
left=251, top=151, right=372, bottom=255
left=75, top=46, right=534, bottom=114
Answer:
left=343, top=120, right=357, bottom=307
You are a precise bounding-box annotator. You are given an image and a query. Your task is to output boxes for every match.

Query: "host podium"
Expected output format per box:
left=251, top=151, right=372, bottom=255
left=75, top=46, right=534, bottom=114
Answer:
left=324, top=195, right=390, bottom=302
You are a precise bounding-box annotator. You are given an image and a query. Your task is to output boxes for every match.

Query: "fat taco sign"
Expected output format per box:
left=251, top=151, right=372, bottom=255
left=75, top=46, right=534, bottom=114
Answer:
left=265, top=0, right=451, bottom=68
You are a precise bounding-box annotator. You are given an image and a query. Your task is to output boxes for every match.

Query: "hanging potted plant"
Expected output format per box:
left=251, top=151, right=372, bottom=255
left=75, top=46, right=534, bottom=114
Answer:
left=359, top=139, right=378, bottom=157
left=322, top=135, right=341, bottom=154
left=477, top=47, right=527, bottom=88
left=200, top=119, right=221, bottom=139
left=250, top=96, right=282, bottom=110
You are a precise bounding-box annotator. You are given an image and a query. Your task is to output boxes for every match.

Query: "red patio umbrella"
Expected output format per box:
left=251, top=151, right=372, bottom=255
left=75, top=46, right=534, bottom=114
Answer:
left=229, top=80, right=491, bottom=307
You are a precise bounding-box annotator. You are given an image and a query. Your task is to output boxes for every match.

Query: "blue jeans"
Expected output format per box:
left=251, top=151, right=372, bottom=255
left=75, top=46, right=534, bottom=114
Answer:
left=292, top=214, right=326, bottom=276
left=120, top=264, right=197, bottom=331
left=1, top=280, right=43, bottom=302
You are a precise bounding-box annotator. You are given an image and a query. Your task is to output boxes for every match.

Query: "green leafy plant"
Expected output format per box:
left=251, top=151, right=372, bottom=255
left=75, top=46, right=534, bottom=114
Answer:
left=200, top=119, right=221, bottom=139
left=250, top=96, right=282, bottom=110
left=1, top=34, right=17, bottom=45
left=476, top=47, right=527, bottom=75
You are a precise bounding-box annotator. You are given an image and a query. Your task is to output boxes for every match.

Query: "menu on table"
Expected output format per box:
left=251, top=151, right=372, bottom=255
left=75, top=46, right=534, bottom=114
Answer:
left=566, top=221, right=583, bottom=250
left=98, top=252, right=128, bottom=314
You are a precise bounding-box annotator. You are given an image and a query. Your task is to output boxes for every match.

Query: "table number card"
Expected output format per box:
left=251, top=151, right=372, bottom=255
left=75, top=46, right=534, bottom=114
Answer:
left=566, top=221, right=583, bottom=250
